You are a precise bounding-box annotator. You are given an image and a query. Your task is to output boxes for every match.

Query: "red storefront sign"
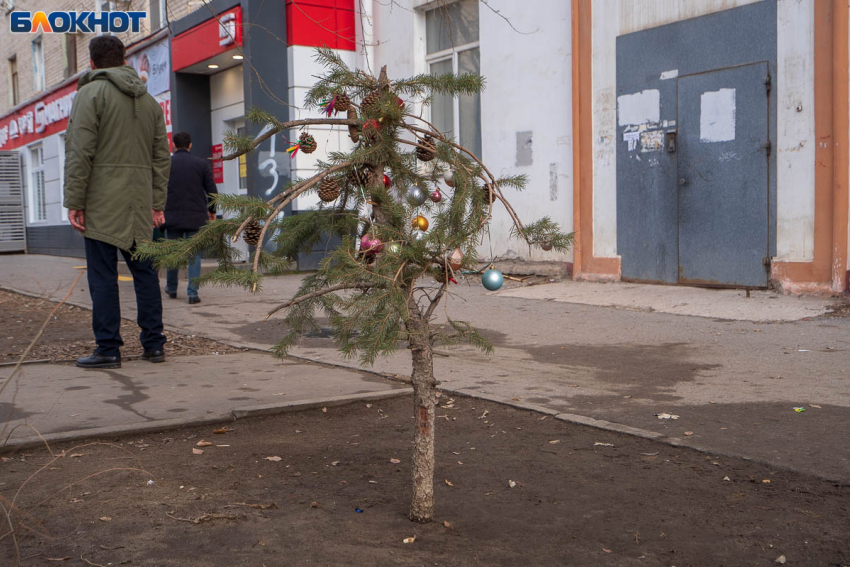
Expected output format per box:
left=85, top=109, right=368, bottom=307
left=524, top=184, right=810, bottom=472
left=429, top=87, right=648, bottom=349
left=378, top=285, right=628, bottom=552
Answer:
left=286, top=0, right=355, bottom=51
left=171, top=7, right=243, bottom=71
left=0, top=82, right=78, bottom=150
left=212, top=144, right=224, bottom=183
left=155, top=93, right=174, bottom=153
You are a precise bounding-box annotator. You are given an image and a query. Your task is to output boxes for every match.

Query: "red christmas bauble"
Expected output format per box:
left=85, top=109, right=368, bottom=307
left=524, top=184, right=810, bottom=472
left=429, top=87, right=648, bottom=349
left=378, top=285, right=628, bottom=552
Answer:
left=383, top=174, right=391, bottom=189
left=429, top=190, right=442, bottom=203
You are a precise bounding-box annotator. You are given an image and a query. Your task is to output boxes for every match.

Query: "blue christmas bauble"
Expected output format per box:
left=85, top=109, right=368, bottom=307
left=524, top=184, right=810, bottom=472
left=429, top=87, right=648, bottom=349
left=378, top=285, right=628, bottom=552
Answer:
left=482, top=269, right=503, bottom=291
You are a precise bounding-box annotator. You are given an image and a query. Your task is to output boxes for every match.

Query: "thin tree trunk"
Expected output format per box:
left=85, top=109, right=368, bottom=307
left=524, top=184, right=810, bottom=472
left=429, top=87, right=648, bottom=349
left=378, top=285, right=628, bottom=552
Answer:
left=407, top=315, right=437, bottom=523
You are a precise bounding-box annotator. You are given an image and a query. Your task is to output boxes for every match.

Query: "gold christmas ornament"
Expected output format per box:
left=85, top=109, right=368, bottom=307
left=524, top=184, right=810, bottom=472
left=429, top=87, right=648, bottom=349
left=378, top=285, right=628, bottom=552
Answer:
left=413, top=215, right=429, bottom=231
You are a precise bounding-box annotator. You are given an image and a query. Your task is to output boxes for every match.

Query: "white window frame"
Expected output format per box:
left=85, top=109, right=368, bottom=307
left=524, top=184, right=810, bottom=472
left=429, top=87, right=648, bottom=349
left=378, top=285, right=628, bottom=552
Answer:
left=422, top=0, right=481, bottom=157
left=26, top=143, right=47, bottom=223
left=59, top=134, right=69, bottom=221
left=425, top=41, right=480, bottom=141
left=31, top=37, right=45, bottom=93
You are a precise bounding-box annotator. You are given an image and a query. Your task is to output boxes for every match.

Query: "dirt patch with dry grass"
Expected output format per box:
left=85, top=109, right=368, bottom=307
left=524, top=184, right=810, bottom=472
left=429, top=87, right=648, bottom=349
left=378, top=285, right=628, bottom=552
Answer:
left=0, top=290, right=247, bottom=364
left=1, top=395, right=847, bottom=566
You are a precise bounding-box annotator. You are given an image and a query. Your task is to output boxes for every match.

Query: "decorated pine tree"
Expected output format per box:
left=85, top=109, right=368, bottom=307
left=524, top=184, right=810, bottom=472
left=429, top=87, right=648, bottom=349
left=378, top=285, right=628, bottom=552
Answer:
left=137, top=49, right=572, bottom=523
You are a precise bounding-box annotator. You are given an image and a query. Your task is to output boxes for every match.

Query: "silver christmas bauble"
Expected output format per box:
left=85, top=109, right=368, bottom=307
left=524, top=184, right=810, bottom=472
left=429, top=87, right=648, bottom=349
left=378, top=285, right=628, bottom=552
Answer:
left=482, top=268, right=504, bottom=291
left=541, top=240, right=553, bottom=251
left=408, top=186, right=427, bottom=206
left=411, top=230, right=426, bottom=242
left=443, top=170, right=454, bottom=187
left=386, top=242, right=402, bottom=255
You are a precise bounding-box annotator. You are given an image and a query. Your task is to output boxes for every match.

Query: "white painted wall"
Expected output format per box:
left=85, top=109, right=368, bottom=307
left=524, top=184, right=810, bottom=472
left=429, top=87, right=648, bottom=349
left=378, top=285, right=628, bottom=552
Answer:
left=366, top=0, right=575, bottom=262
left=478, top=0, right=573, bottom=261
left=286, top=45, right=357, bottom=211
left=775, top=0, right=815, bottom=261
left=591, top=0, right=817, bottom=263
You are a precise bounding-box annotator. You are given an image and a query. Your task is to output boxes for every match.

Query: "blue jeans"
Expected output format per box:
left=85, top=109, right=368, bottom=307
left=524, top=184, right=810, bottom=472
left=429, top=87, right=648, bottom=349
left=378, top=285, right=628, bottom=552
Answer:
left=164, top=229, right=201, bottom=298
left=84, top=237, right=166, bottom=357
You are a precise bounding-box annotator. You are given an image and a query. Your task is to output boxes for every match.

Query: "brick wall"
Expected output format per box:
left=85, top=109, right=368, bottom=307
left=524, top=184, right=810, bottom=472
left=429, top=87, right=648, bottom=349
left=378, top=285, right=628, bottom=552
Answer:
left=0, top=0, right=198, bottom=115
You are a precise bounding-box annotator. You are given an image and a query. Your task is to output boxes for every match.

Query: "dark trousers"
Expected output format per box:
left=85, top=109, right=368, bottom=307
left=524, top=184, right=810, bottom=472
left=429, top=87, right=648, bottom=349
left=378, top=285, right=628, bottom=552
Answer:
left=164, top=229, right=201, bottom=298
left=84, top=237, right=166, bottom=357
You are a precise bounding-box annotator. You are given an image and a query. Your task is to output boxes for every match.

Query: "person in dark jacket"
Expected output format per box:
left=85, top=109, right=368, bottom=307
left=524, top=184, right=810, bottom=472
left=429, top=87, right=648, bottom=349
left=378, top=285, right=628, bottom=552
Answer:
left=64, top=35, right=170, bottom=369
left=163, top=132, right=218, bottom=304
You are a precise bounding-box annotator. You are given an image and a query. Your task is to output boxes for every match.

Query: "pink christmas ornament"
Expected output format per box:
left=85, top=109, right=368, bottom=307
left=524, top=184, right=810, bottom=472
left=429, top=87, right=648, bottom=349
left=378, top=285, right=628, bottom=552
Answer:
left=360, top=234, right=384, bottom=254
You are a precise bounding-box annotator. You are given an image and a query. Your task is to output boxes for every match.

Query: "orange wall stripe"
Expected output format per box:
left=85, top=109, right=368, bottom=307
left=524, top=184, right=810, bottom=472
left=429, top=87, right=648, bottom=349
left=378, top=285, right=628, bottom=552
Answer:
left=813, top=0, right=835, bottom=284
left=832, top=0, right=849, bottom=292
left=571, top=0, right=582, bottom=276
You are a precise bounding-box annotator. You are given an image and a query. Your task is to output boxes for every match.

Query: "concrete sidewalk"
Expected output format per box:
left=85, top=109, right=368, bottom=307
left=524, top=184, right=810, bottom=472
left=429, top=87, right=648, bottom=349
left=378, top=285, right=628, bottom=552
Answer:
left=1, top=352, right=408, bottom=448
left=1, top=254, right=848, bottom=482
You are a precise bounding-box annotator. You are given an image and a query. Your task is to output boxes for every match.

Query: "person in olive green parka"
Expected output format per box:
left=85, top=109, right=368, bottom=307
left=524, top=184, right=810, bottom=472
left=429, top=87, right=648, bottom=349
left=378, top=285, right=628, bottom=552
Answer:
left=63, top=36, right=171, bottom=369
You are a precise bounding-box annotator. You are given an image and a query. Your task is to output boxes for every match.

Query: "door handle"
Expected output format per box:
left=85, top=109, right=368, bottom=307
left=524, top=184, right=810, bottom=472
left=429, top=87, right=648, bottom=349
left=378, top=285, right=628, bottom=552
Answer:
left=678, top=178, right=687, bottom=186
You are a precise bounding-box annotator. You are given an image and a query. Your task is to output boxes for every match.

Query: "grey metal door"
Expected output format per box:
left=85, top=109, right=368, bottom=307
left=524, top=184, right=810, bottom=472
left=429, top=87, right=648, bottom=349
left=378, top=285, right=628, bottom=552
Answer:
left=677, top=63, right=770, bottom=287
left=0, top=151, right=26, bottom=253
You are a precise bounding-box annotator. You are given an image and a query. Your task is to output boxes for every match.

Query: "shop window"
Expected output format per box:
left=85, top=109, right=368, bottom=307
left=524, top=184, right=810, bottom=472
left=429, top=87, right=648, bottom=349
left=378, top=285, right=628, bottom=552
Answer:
left=7, top=55, right=18, bottom=106
left=63, top=34, right=78, bottom=79
left=424, top=0, right=481, bottom=157
left=31, top=37, right=45, bottom=92
left=28, top=145, right=47, bottom=222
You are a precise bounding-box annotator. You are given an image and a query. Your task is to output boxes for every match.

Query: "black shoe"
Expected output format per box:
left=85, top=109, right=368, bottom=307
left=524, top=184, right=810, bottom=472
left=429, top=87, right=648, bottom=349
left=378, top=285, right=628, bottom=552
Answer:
left=76, top=352, right=121, bottom=369
left=166, top=290, right=177, bottom=299
left=141, top=349, right=166, bottom=363
left=188, top=296, right=201, bottom=305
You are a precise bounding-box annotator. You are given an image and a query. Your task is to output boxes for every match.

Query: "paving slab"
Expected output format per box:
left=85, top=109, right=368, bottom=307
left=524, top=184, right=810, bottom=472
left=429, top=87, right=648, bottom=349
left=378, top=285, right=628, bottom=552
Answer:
left=0, top=352, right=407, bottom=446
left=498, top=279, right=832, bottom=321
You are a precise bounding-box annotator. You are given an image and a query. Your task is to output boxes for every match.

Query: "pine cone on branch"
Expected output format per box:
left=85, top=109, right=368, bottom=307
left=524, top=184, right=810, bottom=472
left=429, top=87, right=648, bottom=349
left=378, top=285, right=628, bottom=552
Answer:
left=347, top=108, right=360, bottom=143
left=335, top=93, right=351, bottom=112
left=416, top=135, right=436, bottom=162
left=348, top=164, right=377, bottom=188
left=299, top=132, right=317, bottom=154
left=242, top=219, right=263, bottom=246
left=362, top=90, right=382, bottom=114
left=318, top=177, right=341, bottom=202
